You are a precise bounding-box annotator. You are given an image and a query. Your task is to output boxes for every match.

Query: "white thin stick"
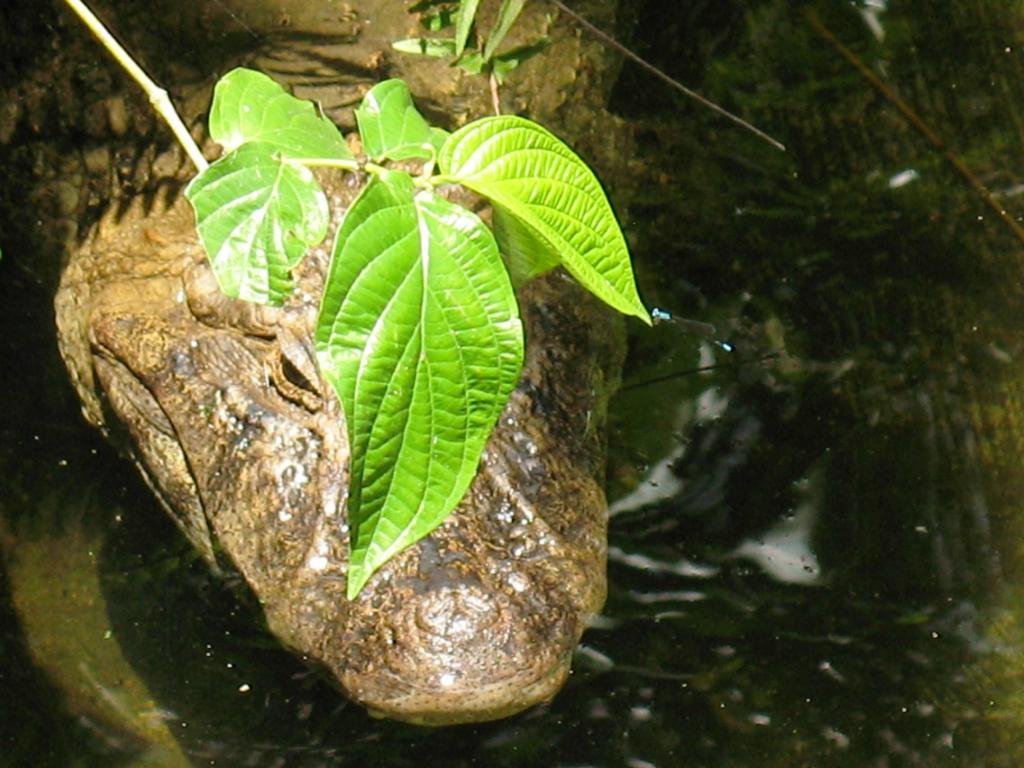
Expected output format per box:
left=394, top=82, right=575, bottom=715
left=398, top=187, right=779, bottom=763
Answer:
left=63, top=0, right=209, bottom=172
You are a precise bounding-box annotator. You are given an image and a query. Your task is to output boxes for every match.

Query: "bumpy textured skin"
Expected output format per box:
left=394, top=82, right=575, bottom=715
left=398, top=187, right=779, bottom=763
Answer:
left=54, top=171, right=625, bottom=724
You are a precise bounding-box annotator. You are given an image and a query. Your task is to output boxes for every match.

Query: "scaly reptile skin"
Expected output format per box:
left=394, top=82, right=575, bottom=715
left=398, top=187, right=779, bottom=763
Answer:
left=54, top=168, right=625, bottom=723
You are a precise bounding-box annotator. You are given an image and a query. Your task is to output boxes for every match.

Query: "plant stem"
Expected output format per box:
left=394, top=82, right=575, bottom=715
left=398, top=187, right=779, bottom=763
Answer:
left=427, top=174, right=458, bottom=187
left=292, top=157, right=362, bottom=173
left=63, top=0, right=209, bottom=172
left=299, top=158, right=437, bottom=187
left=489, top=73, right=502, bottom=116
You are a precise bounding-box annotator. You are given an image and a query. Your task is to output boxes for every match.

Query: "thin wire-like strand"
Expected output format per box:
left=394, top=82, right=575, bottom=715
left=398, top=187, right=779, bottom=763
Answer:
left=548, top=0, right=786, bottom=152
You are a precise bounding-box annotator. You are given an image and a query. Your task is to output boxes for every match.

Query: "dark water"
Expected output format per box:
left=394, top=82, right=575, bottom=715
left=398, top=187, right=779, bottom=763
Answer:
left=5, top=0, right=1024, bottom=765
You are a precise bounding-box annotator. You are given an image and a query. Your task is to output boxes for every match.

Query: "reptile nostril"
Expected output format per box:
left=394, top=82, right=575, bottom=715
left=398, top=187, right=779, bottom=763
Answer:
left=413, top=585, right=499, bottom=647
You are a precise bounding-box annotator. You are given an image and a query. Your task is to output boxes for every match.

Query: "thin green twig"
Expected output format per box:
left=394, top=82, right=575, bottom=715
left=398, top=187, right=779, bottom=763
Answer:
left=63, top=0, right=209, bottom=172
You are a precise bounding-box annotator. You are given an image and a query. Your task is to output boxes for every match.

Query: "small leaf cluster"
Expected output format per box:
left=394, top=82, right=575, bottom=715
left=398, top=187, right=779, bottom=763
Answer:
left=185, top=68, right=648, bottom=597
left=394, top=0, right=546, bottom=83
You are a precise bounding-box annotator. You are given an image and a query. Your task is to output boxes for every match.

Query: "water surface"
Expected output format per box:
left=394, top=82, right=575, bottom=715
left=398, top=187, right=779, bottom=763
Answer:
left=5, top=1, right=1024, bottom=766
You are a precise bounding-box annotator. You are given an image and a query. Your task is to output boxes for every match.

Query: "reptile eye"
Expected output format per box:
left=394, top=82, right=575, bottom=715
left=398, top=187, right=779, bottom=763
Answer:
left=269, top=332, right=323, bottom=411
left=280, top=352, right=319, bottom=395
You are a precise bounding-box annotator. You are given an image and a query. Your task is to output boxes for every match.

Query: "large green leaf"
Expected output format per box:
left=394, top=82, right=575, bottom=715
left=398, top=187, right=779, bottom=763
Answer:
left=355, top=79, right=446, bottom=162
left=185, top=141, right=329, bottom=305
left=209, top=67, right=352, bottom=160
left=439, top=115, right=651, bottom=323
left=315, top=170, right=523, bottom=598
left=492, top=204, right=560, bottom=285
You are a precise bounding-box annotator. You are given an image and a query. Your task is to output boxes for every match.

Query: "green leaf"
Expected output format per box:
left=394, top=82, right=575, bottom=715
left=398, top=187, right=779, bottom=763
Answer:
left=483, top=0, right=526, bottom=61
left=392, top=37, right=457, bottom=58
left=315, top=171, right=523, bottom=598
left=185, top=141, right=329, bottom=305
left=209, top=67, right=352, bottom=160
left=455, top=50, right=486, bottom=75
left=428, top=126, right=450, bottom=156
left=355, top=79, right=440, bottom=162
left=439, top=116, right=650, bottom=323
left=490, top=54, right=520, bottom=84
left=454, top=0, right=481, bottom=56
left=422, top=8, right=454, bottom=32
left=492, top=205, right=560, bottom=285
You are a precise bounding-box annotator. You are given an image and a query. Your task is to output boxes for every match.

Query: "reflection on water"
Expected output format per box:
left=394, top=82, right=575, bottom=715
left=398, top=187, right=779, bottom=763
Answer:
left=6, top=0, right=1024, bottom=765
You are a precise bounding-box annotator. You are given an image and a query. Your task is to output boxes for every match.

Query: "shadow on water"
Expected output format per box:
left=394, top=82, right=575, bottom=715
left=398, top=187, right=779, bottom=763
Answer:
left=6, top=0, right=1024, bottom=765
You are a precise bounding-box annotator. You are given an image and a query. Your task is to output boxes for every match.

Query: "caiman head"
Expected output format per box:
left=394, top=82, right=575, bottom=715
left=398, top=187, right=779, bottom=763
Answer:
left=54, top=170, right=624, bottom=724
